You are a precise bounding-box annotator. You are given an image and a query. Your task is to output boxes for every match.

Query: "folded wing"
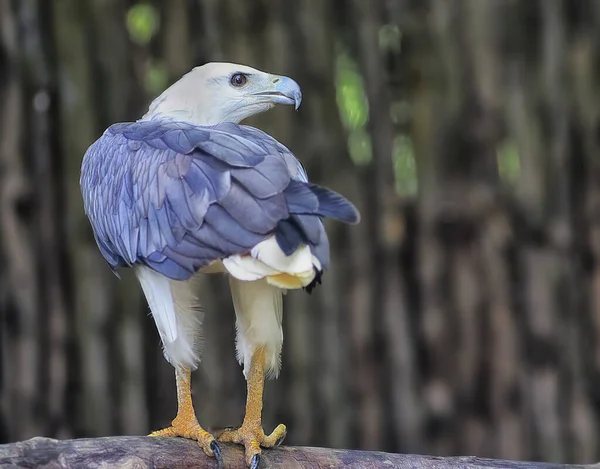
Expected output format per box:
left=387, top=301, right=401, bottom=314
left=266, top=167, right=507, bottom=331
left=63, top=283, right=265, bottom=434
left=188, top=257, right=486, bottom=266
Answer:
left=80, top=119, right=359, bottom=283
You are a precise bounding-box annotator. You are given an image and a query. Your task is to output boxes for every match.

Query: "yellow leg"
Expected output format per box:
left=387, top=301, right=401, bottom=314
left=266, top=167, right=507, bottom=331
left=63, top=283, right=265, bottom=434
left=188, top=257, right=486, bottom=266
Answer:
left=150, top=368, right=222, bottom=467
left=217, top=346, right=287, bottom=468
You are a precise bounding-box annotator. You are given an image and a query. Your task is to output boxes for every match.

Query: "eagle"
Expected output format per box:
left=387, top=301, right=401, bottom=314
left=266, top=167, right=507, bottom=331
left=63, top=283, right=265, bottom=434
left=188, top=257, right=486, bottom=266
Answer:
left=80, top=62, right=360, bottom=468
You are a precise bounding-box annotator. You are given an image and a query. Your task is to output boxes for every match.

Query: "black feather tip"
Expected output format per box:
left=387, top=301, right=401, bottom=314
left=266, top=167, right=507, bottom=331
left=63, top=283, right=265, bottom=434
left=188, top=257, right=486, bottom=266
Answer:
left=304, top=267, right=323, bottom=294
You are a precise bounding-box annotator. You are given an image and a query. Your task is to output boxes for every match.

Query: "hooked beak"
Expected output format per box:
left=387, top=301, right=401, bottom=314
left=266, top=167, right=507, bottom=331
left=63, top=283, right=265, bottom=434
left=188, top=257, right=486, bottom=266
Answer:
left=252, top=75, right=302, bottom=110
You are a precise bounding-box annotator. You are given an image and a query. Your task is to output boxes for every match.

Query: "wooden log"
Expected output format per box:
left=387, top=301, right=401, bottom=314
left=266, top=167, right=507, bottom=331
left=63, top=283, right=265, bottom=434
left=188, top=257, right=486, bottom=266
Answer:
left=0, top=436, right=595, bottom=469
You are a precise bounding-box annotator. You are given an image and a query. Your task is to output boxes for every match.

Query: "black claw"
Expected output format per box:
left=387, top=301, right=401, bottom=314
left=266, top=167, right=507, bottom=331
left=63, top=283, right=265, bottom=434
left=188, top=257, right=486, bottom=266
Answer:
left=250, top=454, right=260, bottom=469
left=210, top=441, right=224, bottom=469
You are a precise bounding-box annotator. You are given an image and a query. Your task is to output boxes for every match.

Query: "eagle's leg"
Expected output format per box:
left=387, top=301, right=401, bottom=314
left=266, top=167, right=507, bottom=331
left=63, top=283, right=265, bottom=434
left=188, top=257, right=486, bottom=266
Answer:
left=217, top=346, right=287, bottom=467
left=150, top=367, right=222, bottom=465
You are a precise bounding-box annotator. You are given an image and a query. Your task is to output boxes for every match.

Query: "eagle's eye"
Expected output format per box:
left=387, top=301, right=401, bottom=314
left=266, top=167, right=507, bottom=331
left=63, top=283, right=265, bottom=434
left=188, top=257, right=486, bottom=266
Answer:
left=230, top=73, right=248, bottom=87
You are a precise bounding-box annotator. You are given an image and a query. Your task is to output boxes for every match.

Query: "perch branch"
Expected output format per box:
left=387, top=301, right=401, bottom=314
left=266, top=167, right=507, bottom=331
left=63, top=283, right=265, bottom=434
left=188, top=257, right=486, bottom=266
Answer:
left=0, top=436, right=596, bottom=469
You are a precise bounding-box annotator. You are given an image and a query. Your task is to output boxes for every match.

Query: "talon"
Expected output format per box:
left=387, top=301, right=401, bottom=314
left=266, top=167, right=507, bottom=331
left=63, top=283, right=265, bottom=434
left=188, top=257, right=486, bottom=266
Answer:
left=274, top=434, right=286, bottom=447
left=269, top=423, right=287, bottom=447
left=210, top=441, right=224, bottom=469
left=250, top=454, right=260, bottom=469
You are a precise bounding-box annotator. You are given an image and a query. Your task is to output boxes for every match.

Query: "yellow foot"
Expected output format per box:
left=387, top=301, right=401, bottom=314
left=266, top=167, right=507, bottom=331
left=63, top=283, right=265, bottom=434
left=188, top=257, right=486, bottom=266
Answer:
left=217, top=423, right=286, bottom=468
left=150, top=420, right=223, bottom=468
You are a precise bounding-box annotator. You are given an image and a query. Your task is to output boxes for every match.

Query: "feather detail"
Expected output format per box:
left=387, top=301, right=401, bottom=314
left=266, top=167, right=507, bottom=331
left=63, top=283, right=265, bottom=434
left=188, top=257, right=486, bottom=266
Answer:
left=136, top=266, right=178, bottom=342
left=250, top=237, right=313, bottom=274
left=222, top=255, right=280, bottom=281
left=135, top=265, right=204, bottom=370
left=222, top=235, right=317, bottom=289
left=266, top=272, right=314, bottom=289
left=228, top=277, right=283, bottom=379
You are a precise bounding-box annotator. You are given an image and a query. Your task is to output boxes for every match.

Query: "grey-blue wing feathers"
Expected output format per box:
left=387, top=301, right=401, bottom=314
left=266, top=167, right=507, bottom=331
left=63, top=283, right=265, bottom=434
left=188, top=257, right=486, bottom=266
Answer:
left=80, top=119, right=359, bottom=281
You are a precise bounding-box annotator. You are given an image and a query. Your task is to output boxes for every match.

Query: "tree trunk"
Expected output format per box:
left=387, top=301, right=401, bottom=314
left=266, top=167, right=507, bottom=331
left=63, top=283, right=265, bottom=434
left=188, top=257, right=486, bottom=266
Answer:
left=0, top=437, right=593, bottom=469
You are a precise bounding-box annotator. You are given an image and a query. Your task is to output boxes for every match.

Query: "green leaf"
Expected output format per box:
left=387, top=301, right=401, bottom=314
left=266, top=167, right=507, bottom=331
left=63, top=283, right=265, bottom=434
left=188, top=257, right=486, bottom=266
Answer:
left=497, top=140, right=520, bottom=184
left=335, top=52, right=369, bottom=131
left=126, top=3, right=159, bottom=46
left=144, top=61, right=168, bottom=96
left=348, top=129, right=373, bottom=165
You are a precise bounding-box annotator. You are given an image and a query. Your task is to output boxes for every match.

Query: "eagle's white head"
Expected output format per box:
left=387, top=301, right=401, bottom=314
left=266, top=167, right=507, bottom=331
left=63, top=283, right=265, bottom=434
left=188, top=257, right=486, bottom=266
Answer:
left=143, top=62, right=302, bottom=126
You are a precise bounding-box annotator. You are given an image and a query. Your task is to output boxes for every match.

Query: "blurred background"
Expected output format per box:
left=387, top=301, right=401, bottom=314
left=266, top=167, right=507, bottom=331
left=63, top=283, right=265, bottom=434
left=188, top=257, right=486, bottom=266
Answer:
left=2, top=0, right=600, bottom=465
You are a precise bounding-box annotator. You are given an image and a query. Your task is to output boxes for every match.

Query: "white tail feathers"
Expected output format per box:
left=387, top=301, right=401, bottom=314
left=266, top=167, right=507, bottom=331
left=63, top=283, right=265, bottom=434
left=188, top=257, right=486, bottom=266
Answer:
left=222, top=236, right=319, bottom=289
